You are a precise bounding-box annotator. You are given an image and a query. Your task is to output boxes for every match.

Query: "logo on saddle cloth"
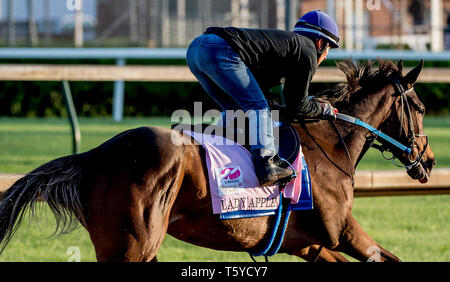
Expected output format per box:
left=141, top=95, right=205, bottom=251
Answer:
left=215, top=166, right=245, bottom=195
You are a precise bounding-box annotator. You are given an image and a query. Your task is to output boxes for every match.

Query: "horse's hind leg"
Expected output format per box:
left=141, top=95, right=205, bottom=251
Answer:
left=337, top=214, right=401, bottom=262
left=86, top=157, right=184, bottom=262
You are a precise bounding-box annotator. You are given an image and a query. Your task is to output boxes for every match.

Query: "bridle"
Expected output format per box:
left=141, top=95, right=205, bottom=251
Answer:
left=333, top=77, right=428, bottom=180
left=388, top=77, right=428, bottom=170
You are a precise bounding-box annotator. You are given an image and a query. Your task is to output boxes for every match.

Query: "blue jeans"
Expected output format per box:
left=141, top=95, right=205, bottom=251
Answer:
left=187, top=33, right=275, bottom=153
left=186, top=33, right=269, bottom=112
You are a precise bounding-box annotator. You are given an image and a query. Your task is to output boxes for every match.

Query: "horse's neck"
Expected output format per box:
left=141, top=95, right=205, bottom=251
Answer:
left=300, top=88, right=393, bottom=171
left=339, top=88, right=394, bottom=168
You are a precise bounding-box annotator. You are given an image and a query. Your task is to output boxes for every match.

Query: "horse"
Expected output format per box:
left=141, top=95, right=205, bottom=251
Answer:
left=0, top=59, right=435, bottom=262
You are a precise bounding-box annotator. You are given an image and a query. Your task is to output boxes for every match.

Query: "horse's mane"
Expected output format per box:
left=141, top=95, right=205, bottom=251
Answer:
left=316, top=58, right=403, bottom=107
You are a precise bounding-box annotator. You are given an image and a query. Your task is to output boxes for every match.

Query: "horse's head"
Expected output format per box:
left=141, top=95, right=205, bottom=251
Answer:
left=317, top=59, right=436, bottom=183
left=378, top=60, right=435, bottom=183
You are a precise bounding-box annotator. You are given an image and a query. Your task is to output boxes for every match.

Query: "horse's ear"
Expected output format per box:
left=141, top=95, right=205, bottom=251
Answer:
left=404, top=59, right=424, bottom=85
left=397, top=60, right=403, bottom=72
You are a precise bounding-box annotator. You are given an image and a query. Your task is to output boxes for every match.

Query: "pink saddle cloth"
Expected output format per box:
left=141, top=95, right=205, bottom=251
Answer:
left=184, top=130, right=303, bottom=215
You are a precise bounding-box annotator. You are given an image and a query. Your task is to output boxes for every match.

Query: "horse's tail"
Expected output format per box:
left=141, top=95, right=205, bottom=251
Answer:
left=0, top=151, right=91, bottom=253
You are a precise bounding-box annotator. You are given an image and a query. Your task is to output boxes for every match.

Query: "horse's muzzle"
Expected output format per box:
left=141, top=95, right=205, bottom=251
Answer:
left=407, top=157, right=435, bottom=183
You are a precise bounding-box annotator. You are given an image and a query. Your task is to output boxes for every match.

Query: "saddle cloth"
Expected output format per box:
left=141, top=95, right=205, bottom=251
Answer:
left=178, top=122, right=314, bottom=219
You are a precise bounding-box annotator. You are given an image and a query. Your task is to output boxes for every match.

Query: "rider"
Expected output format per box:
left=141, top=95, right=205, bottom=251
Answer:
left=186, top=10, right=340, bottom=186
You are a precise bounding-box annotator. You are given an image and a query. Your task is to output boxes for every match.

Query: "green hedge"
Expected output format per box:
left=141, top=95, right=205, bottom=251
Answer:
left=0, top=58, right=449, bottom=117
left=0, top=80, right=448, bottom=117
left=0, top=80, right=218, bottom=117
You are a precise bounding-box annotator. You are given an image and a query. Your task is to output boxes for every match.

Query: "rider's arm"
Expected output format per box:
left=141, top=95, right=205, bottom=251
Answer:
left=283, top=48, right=323, bottom=118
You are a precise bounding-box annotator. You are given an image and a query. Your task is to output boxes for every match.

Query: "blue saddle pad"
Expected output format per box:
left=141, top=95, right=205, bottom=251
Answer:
left=290, top=154, right=314, bottom=211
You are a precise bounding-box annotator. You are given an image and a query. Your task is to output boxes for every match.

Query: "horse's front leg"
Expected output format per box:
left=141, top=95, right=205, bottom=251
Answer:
left=337, top=214, right=401, bottom=262
left=289, top=245, right=349, bottom=262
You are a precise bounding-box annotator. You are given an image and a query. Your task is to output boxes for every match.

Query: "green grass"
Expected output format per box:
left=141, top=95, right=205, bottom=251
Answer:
left=0, top=117, right=449, bottom=262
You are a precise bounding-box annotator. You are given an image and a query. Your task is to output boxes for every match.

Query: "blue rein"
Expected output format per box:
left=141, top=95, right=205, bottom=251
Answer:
left=336, top=113, right=412, bottom=155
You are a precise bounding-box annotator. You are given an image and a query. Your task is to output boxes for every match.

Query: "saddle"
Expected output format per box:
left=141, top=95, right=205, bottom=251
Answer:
left=171, top=119, right=300, bottom=166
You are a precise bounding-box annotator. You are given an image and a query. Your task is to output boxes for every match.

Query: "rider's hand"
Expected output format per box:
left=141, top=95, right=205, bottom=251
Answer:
left=319, top=102, right=338, bottom=120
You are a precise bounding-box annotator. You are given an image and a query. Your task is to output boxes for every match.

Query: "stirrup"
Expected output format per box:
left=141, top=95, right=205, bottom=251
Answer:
left=273, top=157, right=297, bottom=186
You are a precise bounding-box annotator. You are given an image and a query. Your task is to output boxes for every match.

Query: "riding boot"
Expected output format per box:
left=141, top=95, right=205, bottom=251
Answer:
left=248, top=109, right=294, bottom=186
left=251, top=149, right=295, bottom=186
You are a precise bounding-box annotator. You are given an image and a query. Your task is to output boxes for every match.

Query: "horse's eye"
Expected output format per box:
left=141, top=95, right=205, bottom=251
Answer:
left=418, top=107, right=425, bottom=114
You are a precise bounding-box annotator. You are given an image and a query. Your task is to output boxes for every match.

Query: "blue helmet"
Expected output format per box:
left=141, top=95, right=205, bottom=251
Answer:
left=293, top=10, right=340, bottom=48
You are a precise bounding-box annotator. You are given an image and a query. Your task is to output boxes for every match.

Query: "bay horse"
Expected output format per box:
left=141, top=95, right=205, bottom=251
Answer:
left=0, top=59, right=435, bottom=262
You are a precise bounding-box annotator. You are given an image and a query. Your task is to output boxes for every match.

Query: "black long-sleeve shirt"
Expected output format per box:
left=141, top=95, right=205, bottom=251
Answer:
left=204, top=27, right=323, bottom=118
